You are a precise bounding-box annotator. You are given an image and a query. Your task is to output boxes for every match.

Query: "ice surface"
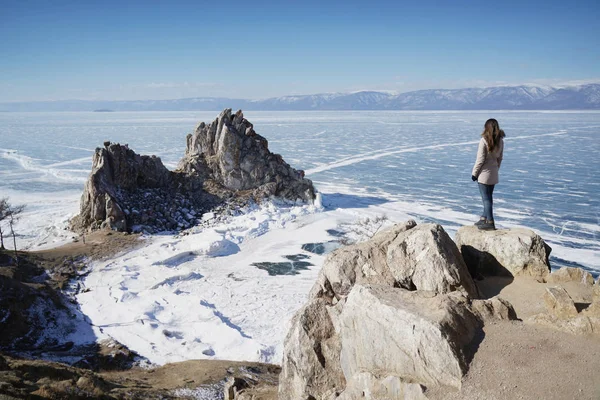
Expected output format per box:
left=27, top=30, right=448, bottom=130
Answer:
left=1, top=110, right=598, bottom=365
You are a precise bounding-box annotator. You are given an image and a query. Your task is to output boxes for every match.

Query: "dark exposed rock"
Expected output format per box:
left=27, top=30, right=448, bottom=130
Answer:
left=70, top=109, right=316, bottom=233
left=70, top=144, right=176, bottom=232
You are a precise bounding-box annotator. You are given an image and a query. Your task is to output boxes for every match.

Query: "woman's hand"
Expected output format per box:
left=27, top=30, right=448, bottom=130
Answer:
left=471, top=175, right=477, bottom=181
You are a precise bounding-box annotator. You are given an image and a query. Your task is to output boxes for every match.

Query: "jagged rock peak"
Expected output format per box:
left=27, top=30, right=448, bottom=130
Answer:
left=70, top=142, right=173, bottom=232
left=71, top=110, right=316, bottom=233
left=181, top=109, right=315, bottom=202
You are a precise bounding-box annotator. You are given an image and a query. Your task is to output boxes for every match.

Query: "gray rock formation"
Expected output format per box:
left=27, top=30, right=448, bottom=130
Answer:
left=71, top=109, right=315, bottom=232
left=455, top=226, right=551, bottom=279
left=180, top=109, right=314, bottom=202
left=70, top=143, right=174, bottom=231
left=279, top=221, right=490, bottom=400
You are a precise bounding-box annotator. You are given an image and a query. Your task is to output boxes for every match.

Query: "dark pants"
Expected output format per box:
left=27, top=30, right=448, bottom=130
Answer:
left=478, top=183, right=495, bottom=221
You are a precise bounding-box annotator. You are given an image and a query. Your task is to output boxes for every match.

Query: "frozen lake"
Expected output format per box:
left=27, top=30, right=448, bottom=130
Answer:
left=1, top=110, right=599, bottom=364
left=1, top=110, right=598, bottom=269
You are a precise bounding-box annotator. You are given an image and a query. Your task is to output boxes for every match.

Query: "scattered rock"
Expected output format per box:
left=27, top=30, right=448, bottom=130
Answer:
left=544, top=286, right=578, bottom=319
left=73, top=338, right=138, bottom=371
left=547, top=267, right=595, bottom=286
left=0, top=353, right=279, bottom=399
left=224, top=376, right=252, bottom=399
left=471, top=296, right=518, bottom=322
left=527, top=282, right=600, bottom=336
left=528, top=313, right=598, bottom=336
left=455, top=226, right=551, bottom=279
left=0, top=265, right=69, bottom=350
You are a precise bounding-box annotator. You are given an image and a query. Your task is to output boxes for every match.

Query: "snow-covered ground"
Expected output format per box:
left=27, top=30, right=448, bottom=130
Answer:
left=6, top=183, right=598, bottom=366
left=1, top=110, right=599, bottom=366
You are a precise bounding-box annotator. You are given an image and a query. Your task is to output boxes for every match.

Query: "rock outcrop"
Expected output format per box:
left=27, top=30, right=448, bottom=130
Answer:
left=70, top=143, right=175, bottom=231
left=339, top=285, right=479, bottom=389
left=455, top=226, right=551, bottom=279
left=71, top=109, right=315, bottom=233
left=527, top=267, right=600, bottom=336
left=547, top=266, right=595, bottom=286
left=181, top=109, right=315, bottom=201
left=311, top=221, right=478, bottom=300
left=279, top=221, right=493, bottom=400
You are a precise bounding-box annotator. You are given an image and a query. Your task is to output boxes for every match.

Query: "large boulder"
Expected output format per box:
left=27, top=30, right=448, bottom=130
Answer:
left=455, top=226, right=551, bottom=279
left=339, top=285, right=480, bottom=389
left=71, top=110, right=316, bottom=232
left=279, top=221, right=488, bottom=400
left=311, top=221, right=478, bottom=301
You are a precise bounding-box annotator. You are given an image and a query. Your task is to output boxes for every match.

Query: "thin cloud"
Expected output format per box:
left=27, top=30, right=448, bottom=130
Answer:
left=144, top=82, right=220, bottom=89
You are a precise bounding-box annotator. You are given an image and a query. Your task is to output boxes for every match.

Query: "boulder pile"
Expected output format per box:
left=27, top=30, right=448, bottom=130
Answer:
left=530, top=267, right=600, bottom=336
left=278, top=220, right=600, bottom=399
left=70, top=109, right=315, bottom=233
left=279, top=221, right=516, bottom=399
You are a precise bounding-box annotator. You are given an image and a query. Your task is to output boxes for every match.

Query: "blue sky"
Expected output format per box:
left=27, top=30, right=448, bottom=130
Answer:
left=1, top=0, right=599, bottom=101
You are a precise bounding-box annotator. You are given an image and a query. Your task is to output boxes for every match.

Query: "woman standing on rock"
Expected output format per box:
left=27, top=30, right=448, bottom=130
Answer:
left=471, top=118, right=505, bottom=231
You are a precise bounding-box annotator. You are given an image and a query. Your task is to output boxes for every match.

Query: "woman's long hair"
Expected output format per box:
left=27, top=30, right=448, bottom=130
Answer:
left=481, top=118, right=505, bottom=153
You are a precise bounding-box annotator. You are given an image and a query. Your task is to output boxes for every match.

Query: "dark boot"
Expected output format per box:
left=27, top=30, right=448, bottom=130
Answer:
left=474, top=216, right=486, bottom=226
left=478, top=219, right=496, bottom=231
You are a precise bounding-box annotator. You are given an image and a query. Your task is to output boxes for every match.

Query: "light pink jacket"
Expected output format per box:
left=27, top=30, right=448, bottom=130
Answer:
left=472, top=137, right=504, bottom=185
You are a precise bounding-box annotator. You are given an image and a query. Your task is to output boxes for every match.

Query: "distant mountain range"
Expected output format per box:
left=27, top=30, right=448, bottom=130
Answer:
left=2, top=84, right=599, bottom=111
